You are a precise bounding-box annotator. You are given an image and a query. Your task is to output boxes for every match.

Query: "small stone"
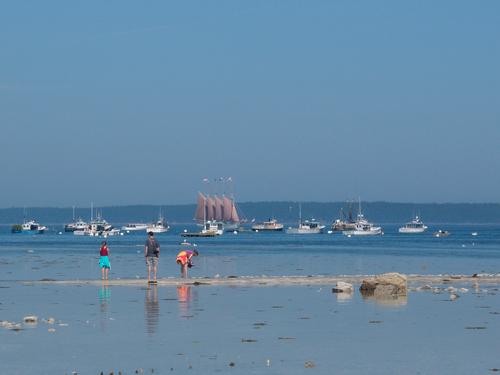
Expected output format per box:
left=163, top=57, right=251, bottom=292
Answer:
left=332, top=281, right=354, bottom=293
left=23, top=316, right=38, bottom=324
left=304, top=361, right=315, bottom=368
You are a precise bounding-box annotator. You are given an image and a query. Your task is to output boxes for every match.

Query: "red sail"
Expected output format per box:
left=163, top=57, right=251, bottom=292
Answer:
left=194, top=192, right=206, bottom=222
left=206, top=196, right=216, bottom=221
left=214, top=196, right=224, bottom=221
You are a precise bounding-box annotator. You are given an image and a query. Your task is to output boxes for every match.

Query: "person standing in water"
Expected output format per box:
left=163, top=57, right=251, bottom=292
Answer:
left=145, top=231, right=160, bottom=283
left=99, top=241, right=110, bottom=280
left=176, top=242, right=198, bottom=278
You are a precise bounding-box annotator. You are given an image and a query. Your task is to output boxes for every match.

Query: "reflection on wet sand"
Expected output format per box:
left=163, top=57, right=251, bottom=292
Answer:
left=177, top=285, right=195, bottom=318
left=99, top=281, right=111, bottom=330
left=99, top=282, right=111, bottom=308
left=335, top=291, right=353, bottom=303
left=360, top=289, right=408, bottom=307
left=145, top=285, right=159, bottom=336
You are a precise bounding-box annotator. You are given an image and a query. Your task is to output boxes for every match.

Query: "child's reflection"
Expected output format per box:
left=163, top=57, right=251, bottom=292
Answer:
left=177, top=285, right=195, bottom=318
left=98, top=281, right=111, bottom=330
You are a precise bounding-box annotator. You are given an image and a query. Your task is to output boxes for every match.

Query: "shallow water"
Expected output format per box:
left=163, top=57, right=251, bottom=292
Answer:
left=1, top=282, right=499, bottom=374
left=0, top=224, right=499, bottom=281
left=1, top=224, right=500, bottom=374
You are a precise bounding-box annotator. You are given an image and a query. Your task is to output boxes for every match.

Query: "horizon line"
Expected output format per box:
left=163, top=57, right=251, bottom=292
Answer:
left=1, top=200, right=500, bottom=210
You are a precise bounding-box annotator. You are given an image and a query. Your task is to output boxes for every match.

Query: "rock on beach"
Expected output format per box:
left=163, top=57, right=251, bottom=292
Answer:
left=332, top=281, right=354, bottom=293
left=359, top=273, right=407, bottom=297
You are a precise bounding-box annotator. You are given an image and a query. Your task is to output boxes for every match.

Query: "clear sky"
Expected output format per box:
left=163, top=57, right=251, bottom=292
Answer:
left=1, top=0, right=499, bottom=207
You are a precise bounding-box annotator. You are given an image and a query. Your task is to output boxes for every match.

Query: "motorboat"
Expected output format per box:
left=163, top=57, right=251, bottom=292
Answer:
left=181, top=220, right=223, bottom=237
left=202, top=220, right=224, bottom=235
left=286, top=219, right=325, bottom=234
left=12, top=220, right=47, bottom=234
left=73, top=211, right=116, bottom=237
left=342, top=199, right=382, bottom=236
left=146, top=212, right=170, bottom=234
left=343, top=221, right=383, bottom=236
left=64, top=218, right=88, bottom=232
left=121, top=223, right=148, bottom=232
left=331, top=205, right=357, bottom=231
left=286, top=203, right=325, bottom=234
left=434, top=230, right=450, bottom=237
left=251, top=219, right=284, bottom=232
left=399, top=216, right=428, bottom=233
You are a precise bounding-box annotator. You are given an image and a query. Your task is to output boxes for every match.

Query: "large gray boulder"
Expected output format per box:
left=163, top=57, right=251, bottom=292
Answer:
left=360, top=272, right=407, bottom=297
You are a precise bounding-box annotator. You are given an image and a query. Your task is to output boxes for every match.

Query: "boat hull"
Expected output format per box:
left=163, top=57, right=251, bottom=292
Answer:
left=343, top=227, right=382, bottom=236
left=251, top=224, right=284, bottom=231
left=286, top=228, right=323, bottom=234
left=399, top=227, right=427, bottom=233
left=181, top=231, right=217, bottom=237
left=121, top=224, right=148, bottom=231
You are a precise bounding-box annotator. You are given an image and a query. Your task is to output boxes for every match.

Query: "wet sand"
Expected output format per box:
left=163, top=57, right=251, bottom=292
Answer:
left=26, top=273, right=500, bottom=287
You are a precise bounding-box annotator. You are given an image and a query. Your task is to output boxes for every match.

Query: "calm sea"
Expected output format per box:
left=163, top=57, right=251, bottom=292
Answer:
left=0, top=223, right=499, bottom=280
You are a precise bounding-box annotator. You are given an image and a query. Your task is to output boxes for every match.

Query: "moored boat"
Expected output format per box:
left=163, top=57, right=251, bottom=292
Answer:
left=399, top=216, right=428, bottom=233
left=65, top=218, right=88, bottom=232
left=331, top=205, right=356, bottom=231
left=121, top=223, right=149, bottom=232
left=434, top=230, right=450, bottom=237
left=146, top=211, right=170, bottom=234
left=194, top=189, right=243, bottom=232
left=12, top=220, right=47, bottom=234
left=251, top=219, right=284, bottom=232
left=181, top=220, right=223, bottom=237
left=286, top=204, right=325, bottom=234
left=342, top=199, right=382, bottom=236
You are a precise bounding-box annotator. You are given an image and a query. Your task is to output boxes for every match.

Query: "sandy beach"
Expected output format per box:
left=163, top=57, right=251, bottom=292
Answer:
left=27, top=273, right=500, bottom=287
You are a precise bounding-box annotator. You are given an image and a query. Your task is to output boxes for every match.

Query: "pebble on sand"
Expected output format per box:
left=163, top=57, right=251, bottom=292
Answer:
left=304, top=361, right=316, bottom=368
left=23, top=316, right=38, bottom=324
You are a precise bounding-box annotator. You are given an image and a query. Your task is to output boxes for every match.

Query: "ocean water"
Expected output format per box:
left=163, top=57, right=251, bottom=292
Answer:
left=0, top=224, right=499, bottom=281
left=1, top=224, right=500, bottom=374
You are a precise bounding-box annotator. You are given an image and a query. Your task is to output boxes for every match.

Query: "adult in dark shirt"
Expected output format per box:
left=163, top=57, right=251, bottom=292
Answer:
left=145, top=231, right=160, bottom=283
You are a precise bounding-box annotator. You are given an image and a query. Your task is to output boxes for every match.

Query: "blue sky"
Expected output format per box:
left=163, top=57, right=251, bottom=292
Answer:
left=0, top=1, right=499, bottom=207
